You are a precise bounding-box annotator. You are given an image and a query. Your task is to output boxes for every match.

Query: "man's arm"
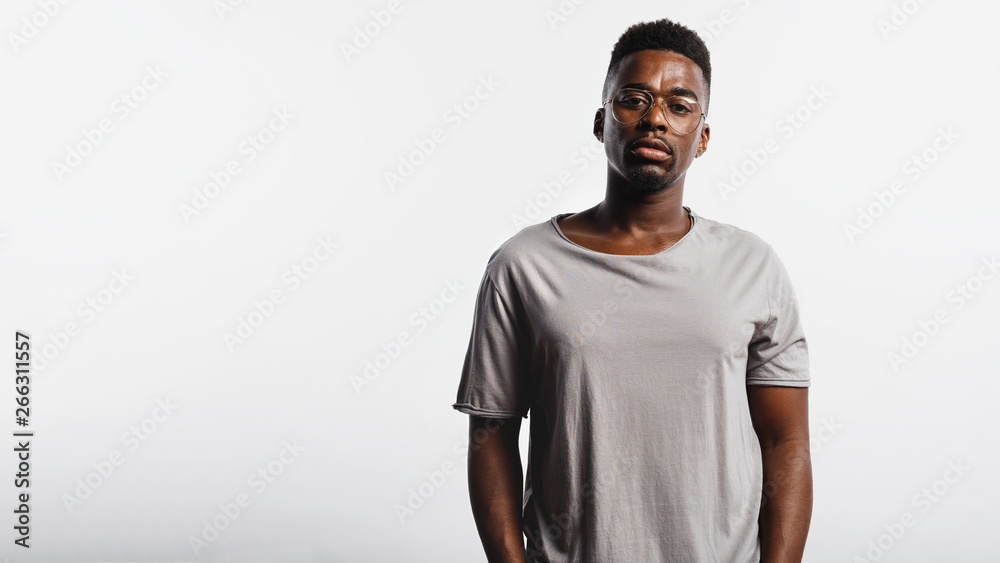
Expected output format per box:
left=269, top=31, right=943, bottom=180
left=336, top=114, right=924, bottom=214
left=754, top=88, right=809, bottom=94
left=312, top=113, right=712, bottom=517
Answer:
left=467, top=414, right=527, bottom=563
left=746, top=385, right=812, bottom=563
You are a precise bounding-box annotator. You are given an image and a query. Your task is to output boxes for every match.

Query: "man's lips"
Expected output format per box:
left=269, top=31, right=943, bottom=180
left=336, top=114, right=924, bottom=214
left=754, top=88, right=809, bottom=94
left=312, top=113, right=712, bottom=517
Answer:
left=631, top=147, right=671, bottom=161
left=630, top=137, right=672, bottom=162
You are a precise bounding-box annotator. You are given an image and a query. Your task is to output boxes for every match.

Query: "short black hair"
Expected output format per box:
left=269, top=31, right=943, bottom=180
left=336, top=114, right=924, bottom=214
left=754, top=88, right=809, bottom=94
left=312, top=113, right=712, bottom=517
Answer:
left=603, top=18, right=712, bottom=114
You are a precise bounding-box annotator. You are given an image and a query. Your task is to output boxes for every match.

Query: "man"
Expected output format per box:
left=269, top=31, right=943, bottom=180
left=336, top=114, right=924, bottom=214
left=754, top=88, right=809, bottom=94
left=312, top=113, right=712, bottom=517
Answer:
left=452, top=17, right=812, bottom=563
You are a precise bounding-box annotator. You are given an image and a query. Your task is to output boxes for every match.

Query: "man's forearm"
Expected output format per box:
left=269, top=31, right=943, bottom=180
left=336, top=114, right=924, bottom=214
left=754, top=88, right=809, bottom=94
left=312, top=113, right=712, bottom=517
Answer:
left=468, top=416, right=527, bottom=563
left=758, top=438, right=812, bottom=563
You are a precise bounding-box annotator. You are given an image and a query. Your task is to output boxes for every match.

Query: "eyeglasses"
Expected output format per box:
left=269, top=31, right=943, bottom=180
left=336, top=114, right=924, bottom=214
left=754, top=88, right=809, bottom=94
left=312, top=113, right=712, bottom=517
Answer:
left=603, top=88, right=706, bottom=134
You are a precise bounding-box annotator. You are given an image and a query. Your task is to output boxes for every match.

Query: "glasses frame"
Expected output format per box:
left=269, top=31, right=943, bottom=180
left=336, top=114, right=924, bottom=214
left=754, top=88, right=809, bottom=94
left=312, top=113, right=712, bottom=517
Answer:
left=603, top=87, right=706, bottom=135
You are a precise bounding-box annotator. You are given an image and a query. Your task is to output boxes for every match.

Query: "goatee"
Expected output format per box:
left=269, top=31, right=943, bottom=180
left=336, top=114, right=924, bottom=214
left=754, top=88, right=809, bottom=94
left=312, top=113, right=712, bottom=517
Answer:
left=626, top=168, right=670, bottom=193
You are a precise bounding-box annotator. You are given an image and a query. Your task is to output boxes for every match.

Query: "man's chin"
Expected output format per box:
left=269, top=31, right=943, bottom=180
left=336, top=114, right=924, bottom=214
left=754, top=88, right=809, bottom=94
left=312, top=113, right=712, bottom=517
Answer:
left=626, top=168, right=672, bottom=193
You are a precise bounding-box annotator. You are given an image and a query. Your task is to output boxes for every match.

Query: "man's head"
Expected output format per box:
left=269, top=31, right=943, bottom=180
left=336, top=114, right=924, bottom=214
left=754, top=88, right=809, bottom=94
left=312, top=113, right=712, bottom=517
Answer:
left=596, top=19, right=712, bottom=194
left=602, top=19, right=712, bottom=115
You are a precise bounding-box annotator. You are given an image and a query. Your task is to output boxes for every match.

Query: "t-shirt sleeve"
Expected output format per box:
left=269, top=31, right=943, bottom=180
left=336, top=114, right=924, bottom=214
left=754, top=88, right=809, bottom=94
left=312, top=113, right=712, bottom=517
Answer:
left=746, top=246, right=811, bottom=387
left=452, top=270, right=531, bottom=418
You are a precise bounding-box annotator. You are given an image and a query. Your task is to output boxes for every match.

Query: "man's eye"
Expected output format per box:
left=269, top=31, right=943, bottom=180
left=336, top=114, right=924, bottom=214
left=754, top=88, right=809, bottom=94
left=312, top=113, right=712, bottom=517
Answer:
left=668, top=103, right=693, bottom=113
left=620, top=97, right=648, bottom=106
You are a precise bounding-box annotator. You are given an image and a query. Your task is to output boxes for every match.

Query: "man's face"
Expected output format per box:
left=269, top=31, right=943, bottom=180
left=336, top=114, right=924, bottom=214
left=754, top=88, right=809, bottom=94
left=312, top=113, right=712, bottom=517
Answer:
left=596, top=49, right=710, bottom=194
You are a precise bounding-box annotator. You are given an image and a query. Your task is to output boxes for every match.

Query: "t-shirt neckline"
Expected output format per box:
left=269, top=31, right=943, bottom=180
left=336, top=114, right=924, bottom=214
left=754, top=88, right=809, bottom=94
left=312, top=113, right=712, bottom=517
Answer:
left=550, top=206, right=697, bottom=258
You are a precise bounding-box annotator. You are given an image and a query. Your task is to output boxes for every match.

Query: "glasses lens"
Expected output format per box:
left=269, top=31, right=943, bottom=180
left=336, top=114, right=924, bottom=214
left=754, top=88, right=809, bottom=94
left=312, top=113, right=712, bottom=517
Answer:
left=611, top=89, right=653, bottom=124
left=612, top=89, right=703, bottom=133
left=662, top=97, right=702, bottom=133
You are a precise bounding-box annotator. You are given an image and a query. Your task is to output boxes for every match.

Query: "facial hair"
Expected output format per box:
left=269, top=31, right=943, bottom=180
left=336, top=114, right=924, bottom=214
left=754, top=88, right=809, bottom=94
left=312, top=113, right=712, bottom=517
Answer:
left=622, top=135, right=678, bottom=193
left=625, top=166, right=672, bottom=193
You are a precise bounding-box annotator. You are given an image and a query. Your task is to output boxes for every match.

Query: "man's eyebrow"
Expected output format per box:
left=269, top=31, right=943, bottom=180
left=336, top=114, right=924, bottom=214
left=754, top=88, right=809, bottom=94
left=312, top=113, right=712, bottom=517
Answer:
left=620, top=83, right=699, bottom=100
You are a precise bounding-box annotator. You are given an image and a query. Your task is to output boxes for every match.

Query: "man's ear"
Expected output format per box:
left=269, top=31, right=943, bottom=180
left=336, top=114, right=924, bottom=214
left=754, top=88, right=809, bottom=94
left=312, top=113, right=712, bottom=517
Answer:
left=696, top=122, right=710, bottom=157
left=594, top=108, right=605, bottom=142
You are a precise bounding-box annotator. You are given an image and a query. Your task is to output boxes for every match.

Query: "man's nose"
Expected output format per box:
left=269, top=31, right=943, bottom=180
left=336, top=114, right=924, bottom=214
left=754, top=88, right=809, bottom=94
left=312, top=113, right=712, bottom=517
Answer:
left=640, top=101, right=670, bottom=130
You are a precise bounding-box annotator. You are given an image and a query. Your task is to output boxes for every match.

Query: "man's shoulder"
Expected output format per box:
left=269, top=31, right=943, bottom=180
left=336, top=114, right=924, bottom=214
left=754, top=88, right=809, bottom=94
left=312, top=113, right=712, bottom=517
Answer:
left=694, top=211, right=776, bottom=257
left=483, top=216, right=558, bottom=272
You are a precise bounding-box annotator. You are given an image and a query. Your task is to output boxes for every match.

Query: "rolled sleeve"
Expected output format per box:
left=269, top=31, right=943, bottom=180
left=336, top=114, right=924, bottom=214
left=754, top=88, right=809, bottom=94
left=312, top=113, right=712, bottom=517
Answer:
left=746, top=246, right=810, bottom=387
left=452, top=270, right=531, bottom=418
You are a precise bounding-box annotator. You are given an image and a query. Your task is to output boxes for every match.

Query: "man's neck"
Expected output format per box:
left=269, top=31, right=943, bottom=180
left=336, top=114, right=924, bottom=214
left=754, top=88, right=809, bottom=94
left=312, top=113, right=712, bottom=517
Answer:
left=594, top=180, right=688, bottom=237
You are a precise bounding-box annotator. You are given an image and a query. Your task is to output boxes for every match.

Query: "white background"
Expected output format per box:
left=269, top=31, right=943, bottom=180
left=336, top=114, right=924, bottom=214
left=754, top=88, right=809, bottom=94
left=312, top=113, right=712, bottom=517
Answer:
left=1, top=0, right=998, bottom=561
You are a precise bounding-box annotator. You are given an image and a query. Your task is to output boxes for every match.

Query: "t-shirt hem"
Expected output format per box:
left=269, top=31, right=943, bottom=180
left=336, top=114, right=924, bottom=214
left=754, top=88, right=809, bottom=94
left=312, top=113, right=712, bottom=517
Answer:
left=452, top=403, right=528, bottom=418
left=745, top=378, right=810, bottom=387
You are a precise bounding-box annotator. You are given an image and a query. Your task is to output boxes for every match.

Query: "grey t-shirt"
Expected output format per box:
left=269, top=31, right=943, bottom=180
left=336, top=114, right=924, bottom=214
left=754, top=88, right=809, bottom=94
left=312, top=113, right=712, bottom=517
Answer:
left=452, top=207, right=810, bottom=562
